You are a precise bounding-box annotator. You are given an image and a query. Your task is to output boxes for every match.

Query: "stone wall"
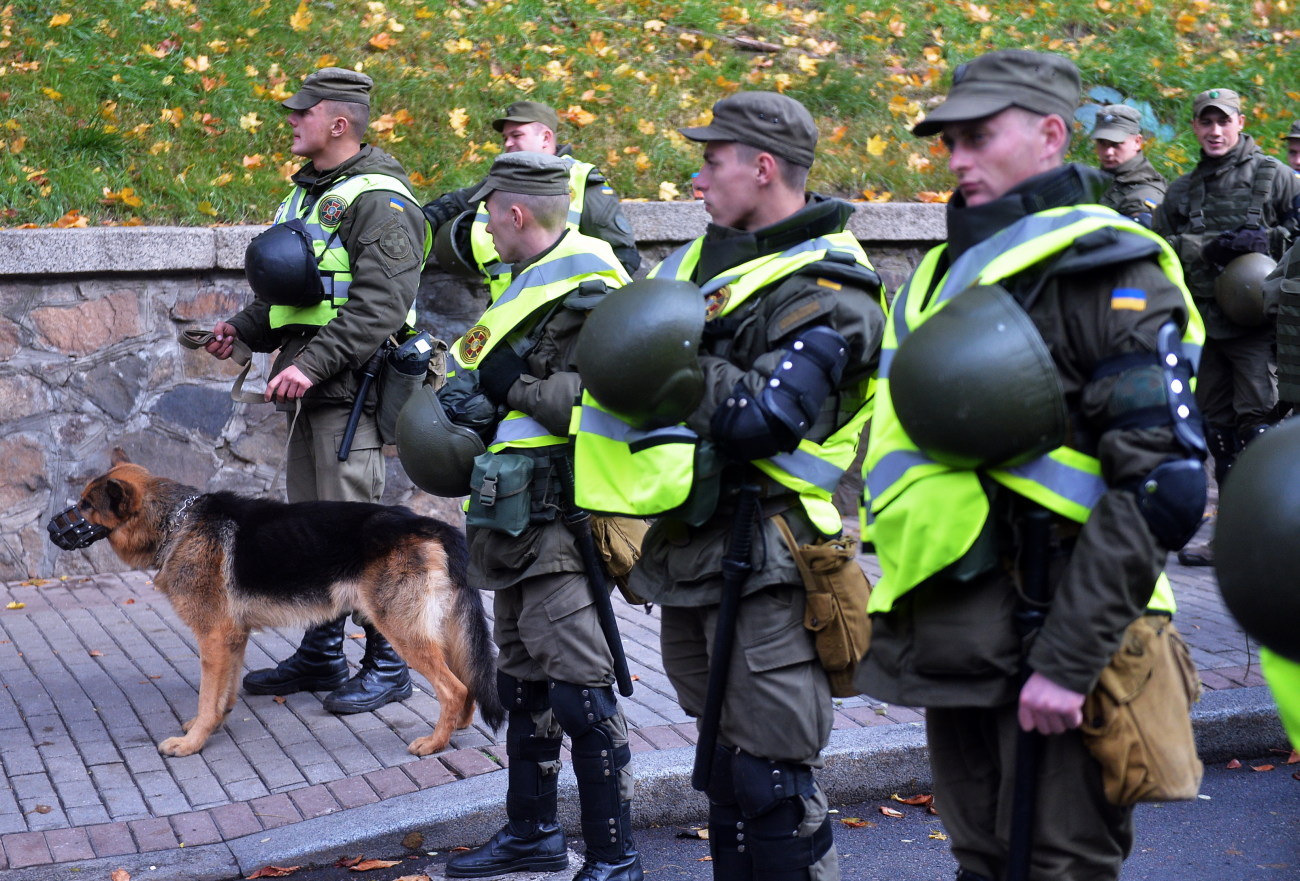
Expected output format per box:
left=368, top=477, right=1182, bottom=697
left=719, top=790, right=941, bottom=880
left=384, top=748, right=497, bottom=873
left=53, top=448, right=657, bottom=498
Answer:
left=0, top=202, right=944, bottom=581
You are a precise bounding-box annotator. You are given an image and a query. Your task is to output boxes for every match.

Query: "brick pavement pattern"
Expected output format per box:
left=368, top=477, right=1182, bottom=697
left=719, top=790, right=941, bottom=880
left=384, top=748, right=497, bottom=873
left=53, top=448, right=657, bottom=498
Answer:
left=0, top=546, right=1267, bottom=870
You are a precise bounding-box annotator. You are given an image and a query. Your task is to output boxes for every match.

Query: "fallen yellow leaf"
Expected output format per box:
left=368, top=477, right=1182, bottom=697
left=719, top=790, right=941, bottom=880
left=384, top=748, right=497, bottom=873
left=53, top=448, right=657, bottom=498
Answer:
left=49, top=12, right=72, bottom=26
left=289, top=0, right=312, bottom=32
left=6, top=601, right=26, bottom=609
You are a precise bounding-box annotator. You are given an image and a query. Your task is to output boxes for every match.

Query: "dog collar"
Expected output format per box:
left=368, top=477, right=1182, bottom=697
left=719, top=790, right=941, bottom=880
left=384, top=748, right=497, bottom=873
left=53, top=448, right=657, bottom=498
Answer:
left=165, top=495, right=201, bottom=536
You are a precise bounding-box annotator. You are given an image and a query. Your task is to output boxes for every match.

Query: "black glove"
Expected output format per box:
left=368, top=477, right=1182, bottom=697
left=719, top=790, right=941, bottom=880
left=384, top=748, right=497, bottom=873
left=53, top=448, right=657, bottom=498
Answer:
left=1203, top=226, right=1271, bottom=271
left=476, top=346, right=529, bottom=404
left=422, top=193, right=462, bottom=231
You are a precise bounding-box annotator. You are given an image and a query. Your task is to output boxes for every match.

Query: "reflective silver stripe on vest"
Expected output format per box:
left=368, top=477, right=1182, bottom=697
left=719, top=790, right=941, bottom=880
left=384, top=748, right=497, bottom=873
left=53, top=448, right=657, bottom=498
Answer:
left=866, top=447, right=935, bottom=506
left=656, top=242, right=693, bottom=279
left=323, top=276, right=351, bottom=303
left=698, top=238, right=861, bottom=295
left=493, top=415, right=556, bottom=444
left=765, top=446, right=845, bottom=493
left=578, top=404, right=699, bottom=444
left=998, top=455, right=1106, bottom=512
left=493, top=252, right=618, bottom=309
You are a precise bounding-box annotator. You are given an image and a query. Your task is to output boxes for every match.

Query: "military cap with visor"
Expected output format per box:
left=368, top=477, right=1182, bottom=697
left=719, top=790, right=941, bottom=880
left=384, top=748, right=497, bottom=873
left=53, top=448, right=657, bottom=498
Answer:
left=1092, top=104, right=1143, bottom=142
left=469, top=151, right=571, bottom=201
left=492, top=100, right=560, bottom=133
left=679, top=91, right=819, bottom=168
left=1192, top=88, right=1242, bottom=119
left=911, top=49, right=1081, bottom=137
left=282, top=67, right=373, bottom=110
left=1282, top=120, right=1300, bottom=141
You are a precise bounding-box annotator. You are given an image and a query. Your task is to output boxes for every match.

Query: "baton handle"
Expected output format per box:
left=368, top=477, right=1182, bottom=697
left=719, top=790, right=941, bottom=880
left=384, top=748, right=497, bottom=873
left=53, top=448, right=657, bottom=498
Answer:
left=691, top=482, right=761, bottom=792
left=337, top=347, right=385, bottom=462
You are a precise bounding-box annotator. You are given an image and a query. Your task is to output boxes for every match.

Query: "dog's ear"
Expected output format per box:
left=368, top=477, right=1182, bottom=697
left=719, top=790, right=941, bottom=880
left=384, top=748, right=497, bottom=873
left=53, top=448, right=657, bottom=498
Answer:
left=104, top=478, right=137, bottom=518
left=110, top=447, right=132, bottom=466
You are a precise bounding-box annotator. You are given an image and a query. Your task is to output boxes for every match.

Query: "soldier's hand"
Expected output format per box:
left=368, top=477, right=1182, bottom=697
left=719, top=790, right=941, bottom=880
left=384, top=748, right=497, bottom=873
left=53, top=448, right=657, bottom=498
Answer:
left=422, top=194, right=462, bottom=231
left=1017, top=671, right=1085, bottom=735
left=206, top=321, right=239, bottom=360
left=266, top=364, right=314, bottom=403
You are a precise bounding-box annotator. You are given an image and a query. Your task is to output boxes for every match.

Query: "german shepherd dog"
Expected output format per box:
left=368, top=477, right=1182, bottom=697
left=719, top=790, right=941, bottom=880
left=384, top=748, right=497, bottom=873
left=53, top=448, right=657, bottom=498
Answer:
left=48, top=450, right=504, bottom=758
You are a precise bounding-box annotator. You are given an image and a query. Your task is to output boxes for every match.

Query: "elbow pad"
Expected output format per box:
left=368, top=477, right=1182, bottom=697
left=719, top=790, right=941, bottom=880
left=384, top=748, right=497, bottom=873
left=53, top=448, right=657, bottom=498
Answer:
left=710, top=326, right=849, bottom=461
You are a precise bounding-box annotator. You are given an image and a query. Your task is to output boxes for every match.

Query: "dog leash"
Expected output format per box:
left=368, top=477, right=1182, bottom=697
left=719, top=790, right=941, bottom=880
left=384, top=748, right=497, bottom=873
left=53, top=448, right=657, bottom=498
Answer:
left=178, top=328, right=302, bottom=499
left=177, top=329, right=268, bottom=405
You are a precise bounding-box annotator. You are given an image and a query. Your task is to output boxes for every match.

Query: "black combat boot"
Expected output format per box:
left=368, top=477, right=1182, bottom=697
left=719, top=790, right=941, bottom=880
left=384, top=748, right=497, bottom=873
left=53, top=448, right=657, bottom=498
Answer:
left=446, top=709, right=568, bottom=878
left=242, top=615, right=349, bottom=695
left=322, top=622, right=412, bottom=714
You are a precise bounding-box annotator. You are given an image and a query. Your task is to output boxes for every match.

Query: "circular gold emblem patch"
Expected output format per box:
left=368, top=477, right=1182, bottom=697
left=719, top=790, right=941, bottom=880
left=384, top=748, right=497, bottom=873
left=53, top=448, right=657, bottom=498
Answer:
left=318, top=195, right=348, bottom=227
left=461, top=325, right=491, bottom=364
left=704, top=285, right=731, bottom=321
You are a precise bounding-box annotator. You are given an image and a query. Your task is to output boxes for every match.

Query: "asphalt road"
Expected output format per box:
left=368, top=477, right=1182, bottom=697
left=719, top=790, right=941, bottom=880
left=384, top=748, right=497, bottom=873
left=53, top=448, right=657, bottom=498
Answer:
left=244, top=754, right=1299, bottom=881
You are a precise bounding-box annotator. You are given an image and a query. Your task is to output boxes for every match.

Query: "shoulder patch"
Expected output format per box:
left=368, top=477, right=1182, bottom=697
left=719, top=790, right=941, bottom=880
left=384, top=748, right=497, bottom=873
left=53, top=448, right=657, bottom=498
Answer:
left=1111, top=287, right=1147, bottom=311
left=378, top=226, right=413, bottom=261
left=318, top=195, right=348, bottom=227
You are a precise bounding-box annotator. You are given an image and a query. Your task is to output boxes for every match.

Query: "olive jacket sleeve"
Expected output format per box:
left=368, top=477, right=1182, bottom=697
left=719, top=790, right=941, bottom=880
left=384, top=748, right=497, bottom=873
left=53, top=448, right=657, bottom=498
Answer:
left=1026, top=256, right=1196, bottom=694
left=578, top=169, right=641, bottom=276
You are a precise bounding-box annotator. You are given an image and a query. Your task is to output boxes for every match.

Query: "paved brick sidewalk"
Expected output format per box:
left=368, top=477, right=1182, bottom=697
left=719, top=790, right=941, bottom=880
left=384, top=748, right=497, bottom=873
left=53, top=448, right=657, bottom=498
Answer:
left=0, top=550, right=1267, bottom=872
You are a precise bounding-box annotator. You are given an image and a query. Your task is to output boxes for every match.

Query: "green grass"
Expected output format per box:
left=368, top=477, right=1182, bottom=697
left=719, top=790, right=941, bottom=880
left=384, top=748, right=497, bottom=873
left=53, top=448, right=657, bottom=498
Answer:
left=5, top=0, right=1299, bottom=226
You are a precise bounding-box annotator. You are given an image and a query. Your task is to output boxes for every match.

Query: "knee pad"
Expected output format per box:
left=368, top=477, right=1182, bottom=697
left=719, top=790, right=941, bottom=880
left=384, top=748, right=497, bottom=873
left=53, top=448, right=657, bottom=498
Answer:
left=548, top=680, right=619, bottom=735
left=505, top=711, right=563, bottom=763
left=497, top=671, right=550, bottom=713
left=730, top=749, right=817, bottom=820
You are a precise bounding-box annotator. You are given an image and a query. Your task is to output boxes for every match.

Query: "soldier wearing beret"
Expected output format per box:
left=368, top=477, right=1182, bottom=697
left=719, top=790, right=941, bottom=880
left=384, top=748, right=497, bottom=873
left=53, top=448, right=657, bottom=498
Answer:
left=423, top=100, right=639, bottom=297
left=205, top=67, right=430, bottom=714
left=572, top=90, right=887, bottom=880
left=858, top=49, right=1205, bottom=881
left=426, top=152, right=642, bottom=881
left=1091, top=103, right=1166, bottom=226
left=1154, top=88, right=1300, bottom=564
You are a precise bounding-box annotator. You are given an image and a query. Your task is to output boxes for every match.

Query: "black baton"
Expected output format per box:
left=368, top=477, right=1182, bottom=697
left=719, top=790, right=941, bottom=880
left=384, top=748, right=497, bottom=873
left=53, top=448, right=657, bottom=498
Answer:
left=338, top=346, right=386, bottom=461
left=691, top=482, right=761, bottom=793
left=559, top=458, right=634, bottom=697
left=1008, top=506, right=1052, bottom=881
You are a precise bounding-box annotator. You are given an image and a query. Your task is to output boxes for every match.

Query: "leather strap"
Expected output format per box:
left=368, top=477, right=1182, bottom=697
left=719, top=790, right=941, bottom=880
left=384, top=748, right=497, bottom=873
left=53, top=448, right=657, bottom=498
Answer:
left=177, top=329, right=267, bottom=404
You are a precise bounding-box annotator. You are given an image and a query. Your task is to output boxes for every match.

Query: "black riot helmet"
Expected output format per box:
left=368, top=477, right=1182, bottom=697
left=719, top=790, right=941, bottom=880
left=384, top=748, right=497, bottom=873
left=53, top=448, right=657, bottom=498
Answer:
left=244, top=219, right=325, bottom=306
left=576, top=277, right=706, bottom=430
left=1215, top=418, right=1300, bottom=663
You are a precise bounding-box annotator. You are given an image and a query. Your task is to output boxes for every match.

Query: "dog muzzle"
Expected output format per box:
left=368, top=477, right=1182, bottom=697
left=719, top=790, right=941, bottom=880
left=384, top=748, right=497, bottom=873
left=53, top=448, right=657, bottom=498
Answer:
left=47, top=505, right=110, bottom=551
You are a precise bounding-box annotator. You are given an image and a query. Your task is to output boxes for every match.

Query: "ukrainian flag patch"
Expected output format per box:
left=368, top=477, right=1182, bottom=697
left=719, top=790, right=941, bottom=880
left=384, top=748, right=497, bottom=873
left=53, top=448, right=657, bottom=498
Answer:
left=1111, top=287, right=1147, bottom=311
left=601, top=186, right=615, bottom=195
left=389, top=197, right=406, bottom=212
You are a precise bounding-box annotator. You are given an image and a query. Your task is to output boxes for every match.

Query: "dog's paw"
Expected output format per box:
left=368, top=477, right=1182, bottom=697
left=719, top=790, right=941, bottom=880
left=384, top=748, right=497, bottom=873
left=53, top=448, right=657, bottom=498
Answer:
left=407, top=734, right=450, bottom=756
left=158, top=736, right=202, bottom=757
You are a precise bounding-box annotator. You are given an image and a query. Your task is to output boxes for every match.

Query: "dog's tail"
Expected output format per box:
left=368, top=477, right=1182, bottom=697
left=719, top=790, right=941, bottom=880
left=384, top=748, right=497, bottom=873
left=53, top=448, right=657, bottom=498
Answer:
left=437, top=523, right=506, bottom=732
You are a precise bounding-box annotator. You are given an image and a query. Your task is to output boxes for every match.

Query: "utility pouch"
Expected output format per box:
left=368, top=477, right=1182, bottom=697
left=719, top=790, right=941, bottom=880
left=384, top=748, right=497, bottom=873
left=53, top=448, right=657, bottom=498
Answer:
left=590, top=515, right=651, bottom=606
left=1080, top=613, right=1204, bottom=805
left=775, top=516, right=872, bottom=698
left=466, top=451, right=533, bottom=536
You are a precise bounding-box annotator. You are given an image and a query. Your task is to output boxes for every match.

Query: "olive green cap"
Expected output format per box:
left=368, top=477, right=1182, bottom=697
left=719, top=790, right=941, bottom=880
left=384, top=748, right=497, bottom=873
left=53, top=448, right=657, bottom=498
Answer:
left=912, top=49, right=1080, bottom=137
left=469, top=151, right=571, bottom=201
left=1283, top=120, right=1300, bottom=141
left=679, top=91, right=818, bottom=168
left=1193, top=88, right=1241, bottom=118
left=282, top=67, right=372, bottom=110
left=492, top=100, right=559, bottom=133
left=1092, top=104, right=1143, bottom=141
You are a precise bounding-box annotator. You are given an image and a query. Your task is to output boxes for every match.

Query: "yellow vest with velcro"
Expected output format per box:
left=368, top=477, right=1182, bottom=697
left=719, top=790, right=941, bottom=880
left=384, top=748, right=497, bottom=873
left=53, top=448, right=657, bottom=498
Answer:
left=470, top=157, right=594, bottom=302
left=865, top=205, right=1204, bottom=615
left=572, top=231, right=880, bottom=535
left=451, top=232, right=628, bottom=454
left=268, top=173, right=428, bottom=329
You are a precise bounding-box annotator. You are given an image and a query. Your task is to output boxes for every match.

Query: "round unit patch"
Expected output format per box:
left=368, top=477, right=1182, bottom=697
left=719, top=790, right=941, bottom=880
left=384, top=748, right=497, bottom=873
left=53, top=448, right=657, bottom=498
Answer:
left=318, top=195, right=348, bottom=227
left=460, top=325, right=491, bottom=364
left=704, top=285, right=732, bottom=321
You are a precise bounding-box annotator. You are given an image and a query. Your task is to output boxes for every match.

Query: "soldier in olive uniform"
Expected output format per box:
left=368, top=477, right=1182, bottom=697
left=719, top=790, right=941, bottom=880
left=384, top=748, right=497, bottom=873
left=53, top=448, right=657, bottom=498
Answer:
left=205, top=68, right=429, bottom=714
left=1153, top=89, right=1300, bottom=533
left=574, top=92, right=887, bottom=881
left=422, top=101, right=639, bottom=290
left=858, top=50, right=1206, bottom=881
left=1092, top=103, right=1166, bottom=226
left=416, top=153, right=642, bottom=881
left=1284, top=120, right=1300, bottom=172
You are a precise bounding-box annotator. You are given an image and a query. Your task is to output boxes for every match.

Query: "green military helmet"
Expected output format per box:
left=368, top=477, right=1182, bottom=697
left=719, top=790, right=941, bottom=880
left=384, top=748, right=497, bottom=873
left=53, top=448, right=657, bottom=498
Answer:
left=576, top=277, right=706, bottom=430
left=890, top=284, right=1067, bottom=469
left=395, top=382, right=485, bottom=497
left=432, top=210, right=482, bottom=279
left=1215, top=418, right=1300, bottom=663
left=244, top=221, right=324, bottom=306
left=1214, top=251, right=1275, bottom=327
